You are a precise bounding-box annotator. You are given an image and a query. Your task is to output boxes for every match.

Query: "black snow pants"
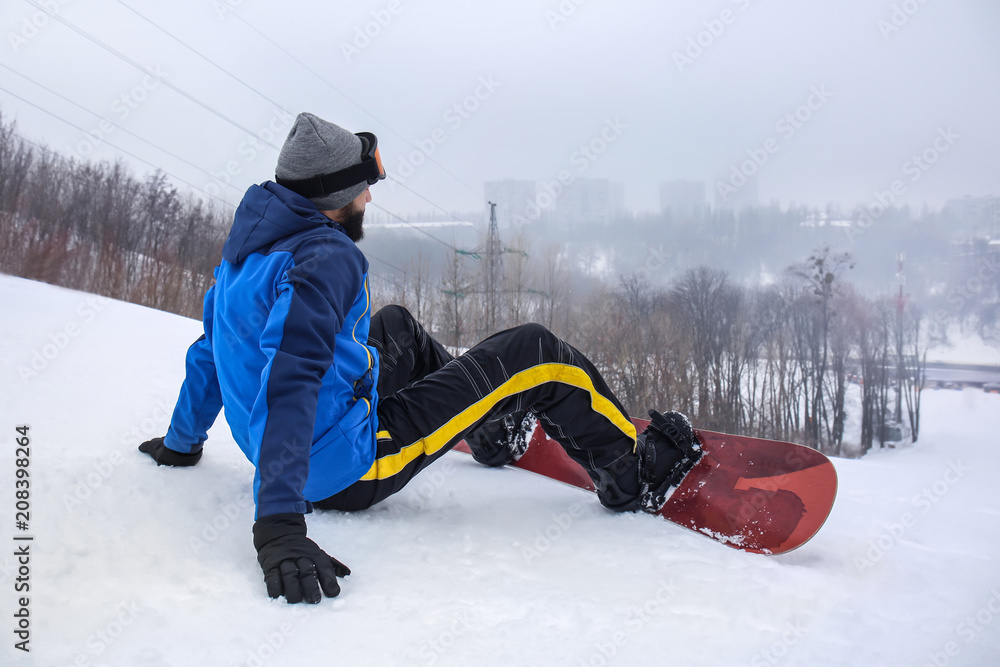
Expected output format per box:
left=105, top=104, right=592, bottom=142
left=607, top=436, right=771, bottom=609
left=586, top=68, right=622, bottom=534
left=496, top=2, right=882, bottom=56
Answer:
left=314, top=305, right=641, bottom=512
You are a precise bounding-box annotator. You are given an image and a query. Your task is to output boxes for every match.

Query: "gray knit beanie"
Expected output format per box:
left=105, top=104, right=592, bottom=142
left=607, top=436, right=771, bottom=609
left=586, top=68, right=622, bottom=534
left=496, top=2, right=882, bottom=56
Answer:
left=275, top=112, right=370, bottom=210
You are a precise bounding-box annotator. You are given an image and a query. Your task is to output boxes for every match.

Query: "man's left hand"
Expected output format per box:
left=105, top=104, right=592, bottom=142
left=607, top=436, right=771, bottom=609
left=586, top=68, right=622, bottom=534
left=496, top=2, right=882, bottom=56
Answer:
left=138, top=436, right=203, bottom=467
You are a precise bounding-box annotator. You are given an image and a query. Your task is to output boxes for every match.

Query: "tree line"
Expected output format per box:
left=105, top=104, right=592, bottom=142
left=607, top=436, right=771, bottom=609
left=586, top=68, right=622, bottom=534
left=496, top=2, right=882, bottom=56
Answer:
left=373, top=242, right=927, bottom=458
left=0, top=116, right=228, bottom=319
left=2, top=116, right=926, bottom=457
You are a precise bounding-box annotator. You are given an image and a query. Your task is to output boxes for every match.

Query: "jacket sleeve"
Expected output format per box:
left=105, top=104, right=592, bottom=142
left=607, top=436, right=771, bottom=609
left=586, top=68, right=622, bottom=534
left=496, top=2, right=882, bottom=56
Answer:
left=164, top=284, right=224, bottom=453
left=250, top=238, right=365, bottom=519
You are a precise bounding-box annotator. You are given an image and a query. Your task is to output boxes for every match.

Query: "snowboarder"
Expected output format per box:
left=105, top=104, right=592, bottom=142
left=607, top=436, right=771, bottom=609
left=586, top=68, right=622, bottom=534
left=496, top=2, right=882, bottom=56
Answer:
left=139, top=112, right=700, bottom=604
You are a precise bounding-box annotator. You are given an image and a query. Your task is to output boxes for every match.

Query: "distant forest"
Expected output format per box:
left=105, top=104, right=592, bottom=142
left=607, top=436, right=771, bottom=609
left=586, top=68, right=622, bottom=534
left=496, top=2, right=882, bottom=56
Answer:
left=3, top=116, right=998, bottom=457
left=0, top=117, right=228, bottom=319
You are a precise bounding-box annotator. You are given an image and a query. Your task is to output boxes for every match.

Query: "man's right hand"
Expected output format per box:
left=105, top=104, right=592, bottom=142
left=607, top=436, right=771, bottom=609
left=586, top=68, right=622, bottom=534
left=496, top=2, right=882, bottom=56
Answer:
left=253, top=513, right=351, bottom=604
left=138, top=436, right=203, bottom=467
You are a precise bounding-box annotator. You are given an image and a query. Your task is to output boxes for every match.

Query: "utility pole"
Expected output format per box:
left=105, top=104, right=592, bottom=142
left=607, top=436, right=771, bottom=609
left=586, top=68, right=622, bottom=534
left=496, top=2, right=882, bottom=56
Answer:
left=454, top=202, right=539, bottom=339
left=895, top=252, right=906, bottom=422
left=485, top=201, right=504, bottom=334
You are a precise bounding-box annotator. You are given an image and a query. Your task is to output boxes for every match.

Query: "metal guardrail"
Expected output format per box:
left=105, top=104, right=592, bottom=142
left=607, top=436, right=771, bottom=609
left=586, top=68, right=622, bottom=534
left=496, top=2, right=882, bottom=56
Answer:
left=923, top=362, right=1000, bottom=389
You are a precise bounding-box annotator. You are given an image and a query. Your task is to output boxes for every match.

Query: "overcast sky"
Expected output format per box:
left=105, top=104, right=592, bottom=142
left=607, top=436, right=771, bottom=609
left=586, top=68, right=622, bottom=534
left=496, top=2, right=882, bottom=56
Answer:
left=1, top=0, right=997, bottom=217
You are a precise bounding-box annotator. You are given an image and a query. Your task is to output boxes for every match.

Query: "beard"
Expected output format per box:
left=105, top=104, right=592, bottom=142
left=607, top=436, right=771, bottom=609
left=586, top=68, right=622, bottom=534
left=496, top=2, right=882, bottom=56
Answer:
left=338, top=202, right=365, bottom=243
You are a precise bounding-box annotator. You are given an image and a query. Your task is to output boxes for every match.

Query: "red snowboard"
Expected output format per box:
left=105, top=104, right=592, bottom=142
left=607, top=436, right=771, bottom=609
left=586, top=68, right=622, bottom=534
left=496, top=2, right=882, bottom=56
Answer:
left=455, top=417, right=837, bottom=555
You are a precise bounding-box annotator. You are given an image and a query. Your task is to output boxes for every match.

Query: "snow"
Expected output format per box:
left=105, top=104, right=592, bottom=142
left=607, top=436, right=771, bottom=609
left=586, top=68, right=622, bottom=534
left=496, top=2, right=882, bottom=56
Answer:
left=928, top=326, right=1000, bottom=366
left=2, top=272, right=999, bottom=667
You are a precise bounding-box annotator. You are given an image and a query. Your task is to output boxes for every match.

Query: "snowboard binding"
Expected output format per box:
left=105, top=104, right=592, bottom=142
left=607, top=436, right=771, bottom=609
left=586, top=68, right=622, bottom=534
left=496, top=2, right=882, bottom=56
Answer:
left=637, top=410, right=703, bottom=512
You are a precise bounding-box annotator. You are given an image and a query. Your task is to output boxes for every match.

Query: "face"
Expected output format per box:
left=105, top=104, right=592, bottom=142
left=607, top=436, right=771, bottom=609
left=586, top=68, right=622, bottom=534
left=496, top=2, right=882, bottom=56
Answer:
left=324, top=187, right=371, bottom=243
left=348, top=186, right=372, bottom=212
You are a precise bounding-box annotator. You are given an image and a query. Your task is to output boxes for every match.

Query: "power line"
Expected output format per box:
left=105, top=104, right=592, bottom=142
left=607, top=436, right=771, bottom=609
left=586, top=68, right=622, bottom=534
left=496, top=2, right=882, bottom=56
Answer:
left=113, top=0, right=487, bottom=235
left=0, top=62, right=245, bottom=196
left=226, top=9, right=484, bottom=203
left=111, top=0, right=293, bottom=118
left=366, top=256, right=412, bottom=294
left=0, top=84, right=235, bottom=207
left=223, top=11, right=487, bottom=241
left=14, top=0, right=489, bottom=260
left=0, top=91, right=430, bottom=291
left=20, top=0, right=281, bottom=150
left=367, top=254, right=406, bottom=275
left=11, top=125, right=408, bottom=294
left=368, top=202, right=470, bottom=252
left=6, top=114, right=428, bottom=306
left=386, top=175, right=485, bottom=230
left=112, top=0, right=473, bottom=241
left=23, top=0, right=483, bottom=245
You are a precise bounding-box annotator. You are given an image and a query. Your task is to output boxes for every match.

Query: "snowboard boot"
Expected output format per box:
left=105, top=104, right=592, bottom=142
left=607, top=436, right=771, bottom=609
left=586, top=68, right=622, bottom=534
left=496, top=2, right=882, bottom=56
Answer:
left=464, top=410, right=535, bottom=467
left=636, top=410, right=703, bottom=513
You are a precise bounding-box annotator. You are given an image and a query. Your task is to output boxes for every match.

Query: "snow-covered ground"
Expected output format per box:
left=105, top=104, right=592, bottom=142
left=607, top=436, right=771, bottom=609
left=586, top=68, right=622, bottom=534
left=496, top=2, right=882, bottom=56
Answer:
left=928, top=325, right=1000, bottom=366
left=2, top=272, right=999, bottom=667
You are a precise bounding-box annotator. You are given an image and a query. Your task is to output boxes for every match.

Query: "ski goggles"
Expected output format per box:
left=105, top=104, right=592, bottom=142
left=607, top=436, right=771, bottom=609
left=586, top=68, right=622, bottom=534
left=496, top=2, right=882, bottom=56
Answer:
left=277, top=131, right=385, bottom=199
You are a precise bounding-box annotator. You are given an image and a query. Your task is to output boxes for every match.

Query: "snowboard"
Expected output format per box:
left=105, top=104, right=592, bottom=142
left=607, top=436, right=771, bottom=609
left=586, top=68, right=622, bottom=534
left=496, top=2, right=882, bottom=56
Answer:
left=455, top=417, right=837, bottom=555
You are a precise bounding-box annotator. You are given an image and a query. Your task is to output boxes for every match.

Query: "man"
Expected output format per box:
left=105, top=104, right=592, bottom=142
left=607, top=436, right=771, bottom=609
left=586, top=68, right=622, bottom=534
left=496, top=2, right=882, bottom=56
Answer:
left=139, top=112, right=700, bottom=604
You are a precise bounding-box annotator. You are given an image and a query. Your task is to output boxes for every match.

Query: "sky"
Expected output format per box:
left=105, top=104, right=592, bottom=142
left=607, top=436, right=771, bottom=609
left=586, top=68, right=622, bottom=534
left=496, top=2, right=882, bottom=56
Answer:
left=0, top=0, right=998, bottom=217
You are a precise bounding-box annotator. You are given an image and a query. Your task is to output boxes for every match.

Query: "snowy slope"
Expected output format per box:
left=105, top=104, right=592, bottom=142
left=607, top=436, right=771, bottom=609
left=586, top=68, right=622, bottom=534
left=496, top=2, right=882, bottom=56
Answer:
left=2, top=273, right=999, bottom=667
left=927, top=326, right=1000, bottom=366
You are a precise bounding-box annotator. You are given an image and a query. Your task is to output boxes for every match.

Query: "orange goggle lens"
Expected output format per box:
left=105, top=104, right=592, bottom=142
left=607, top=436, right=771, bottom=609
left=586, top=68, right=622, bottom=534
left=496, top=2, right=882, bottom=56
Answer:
left=371, top=146, right=385, bottom=183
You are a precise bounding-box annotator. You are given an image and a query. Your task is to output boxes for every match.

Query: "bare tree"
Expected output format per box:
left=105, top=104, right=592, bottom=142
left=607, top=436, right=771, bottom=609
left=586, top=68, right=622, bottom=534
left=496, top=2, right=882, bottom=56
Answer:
left=537, top=243, right=570, bottom=336
left=668, top=267, right=743, bottom=431
left=898, top=303, right=926, bottom=442
left=787, top=245, right=854, bottom=451
left=503, top=230, right=533, bottom=329
left=439, top=250, right=474, bottom=348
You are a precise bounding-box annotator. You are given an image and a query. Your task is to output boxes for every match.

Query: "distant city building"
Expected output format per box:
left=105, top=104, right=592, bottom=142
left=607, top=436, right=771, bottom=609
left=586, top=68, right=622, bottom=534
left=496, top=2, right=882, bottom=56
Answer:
left=484, top=179, right=537, bottom=228
left=485, top=177, right=625, bottom=226
left=713, top=171, right=759, bottom=210
left=550, top=178, right=625, bottom=226
left=943, top=195, right=1000, bottom=237
left=659, top=180, right=708, bottom=218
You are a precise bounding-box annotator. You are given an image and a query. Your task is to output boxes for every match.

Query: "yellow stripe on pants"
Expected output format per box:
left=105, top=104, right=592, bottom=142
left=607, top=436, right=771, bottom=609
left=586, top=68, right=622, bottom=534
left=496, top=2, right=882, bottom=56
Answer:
left=359, top=362, right=636, bottom=481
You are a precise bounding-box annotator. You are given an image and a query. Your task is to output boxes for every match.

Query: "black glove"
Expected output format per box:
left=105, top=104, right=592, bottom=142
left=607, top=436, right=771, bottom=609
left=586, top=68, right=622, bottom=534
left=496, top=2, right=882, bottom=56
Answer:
left=138, top=436, right=203, bottom=466
left=252, top=513, right=351, bottom=604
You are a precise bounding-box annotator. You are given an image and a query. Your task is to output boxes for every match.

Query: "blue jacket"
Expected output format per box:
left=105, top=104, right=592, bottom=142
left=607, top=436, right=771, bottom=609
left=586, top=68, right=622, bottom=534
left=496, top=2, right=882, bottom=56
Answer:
left=164, top=182, right=379, bottom=518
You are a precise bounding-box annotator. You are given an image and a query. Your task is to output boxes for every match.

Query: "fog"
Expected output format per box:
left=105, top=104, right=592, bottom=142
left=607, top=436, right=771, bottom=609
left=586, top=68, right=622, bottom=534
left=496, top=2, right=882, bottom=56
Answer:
left=1, top=0, right=997, bottom=216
